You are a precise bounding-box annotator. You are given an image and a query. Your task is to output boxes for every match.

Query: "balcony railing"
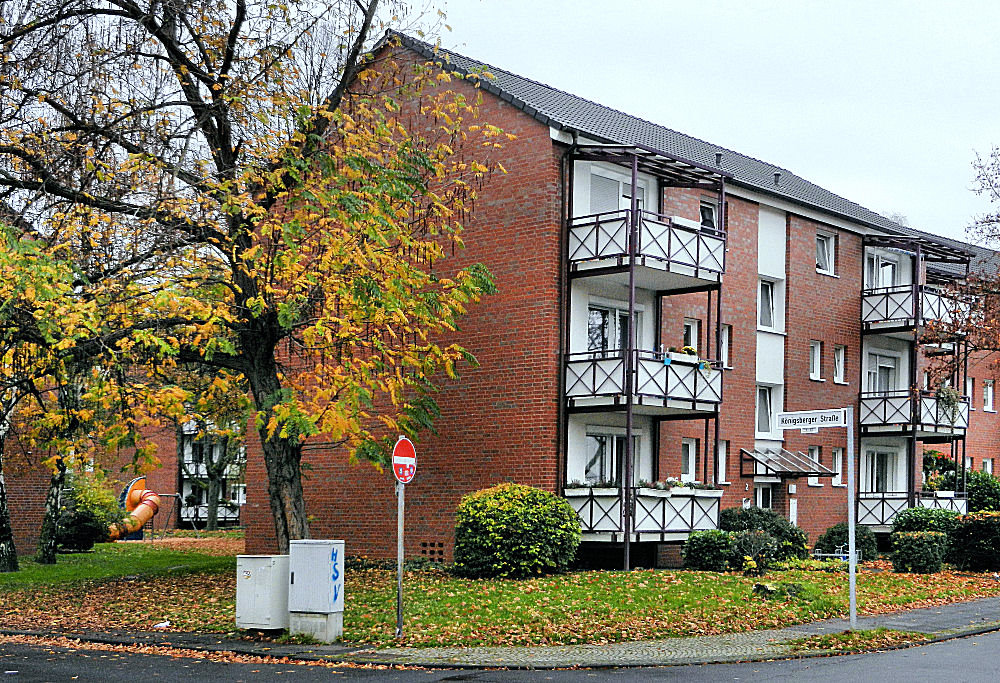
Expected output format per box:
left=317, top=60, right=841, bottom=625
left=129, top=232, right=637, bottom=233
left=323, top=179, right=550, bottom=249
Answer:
left=861, top=284, right=970, bottom=329
left=568, top=209, right=725, bottom=276
left=565, top=350, right=723, bottom=408
left=565, top=486, right=722, bottom=536
left=180, top=504, right=241, bottom=522
left=858, top=491, right=968, bottom=526
left=859, top=390, right=969, bottom=433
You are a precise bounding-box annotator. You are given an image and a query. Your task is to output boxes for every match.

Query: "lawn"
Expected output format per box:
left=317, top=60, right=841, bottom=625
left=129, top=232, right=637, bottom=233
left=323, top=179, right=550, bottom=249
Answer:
left=3, top=543, right=1000, bottom=647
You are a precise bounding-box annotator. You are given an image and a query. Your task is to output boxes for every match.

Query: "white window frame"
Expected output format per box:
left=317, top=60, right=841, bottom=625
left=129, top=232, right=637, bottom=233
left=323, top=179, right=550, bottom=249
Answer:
left=681, top=438, right=699, bottom=483
left=809, top=341, right=823, bottom=381
left=682, top=318, right=701, bottom=354
left=967, top=376, right=975, bottom=410
left=587, top=298, right=643, bottom=355
left=832, top=447, right=845, bottom=486
left=758, top=279, right=776, bottom=330
left=807, top=446, right=823, bottom=487
left=720, top=324, right=732, bottom=368
left=756, top=385, right=774, bottom=437
left=984, top=458, right=994, bottom=476
left=833, top=345, right=846, bottom=384
left=816, top=232, right=835, bottom=275
left=716, top=440, right=730, bottom=485
left=584, top=427, right=643, bottom=487
left=589, top=168, right=649, bottom=215
left=862, top=447, right=903, bottom=494
left=699, top=200, right=718, bottom=231
left=865, top=252, right=899, bottom=289
left=754, top=483, right=773, bottom=509
left=866, top=351, right=902, bottom=394
left=985, top=380, right=995, bottom=412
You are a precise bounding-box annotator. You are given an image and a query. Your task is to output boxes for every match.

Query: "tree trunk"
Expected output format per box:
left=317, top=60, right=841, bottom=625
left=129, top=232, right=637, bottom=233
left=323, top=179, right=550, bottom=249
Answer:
left=0, top=443, right=18, bottom=573
left=36, top=457, right=66, bottom=565
left=205, top=476, right=221, bottom=531
left=244, top=353, right=308, bottom=554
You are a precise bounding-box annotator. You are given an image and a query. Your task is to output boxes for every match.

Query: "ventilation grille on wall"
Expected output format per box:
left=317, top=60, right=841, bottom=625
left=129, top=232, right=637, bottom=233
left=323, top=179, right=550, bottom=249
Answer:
left=419, top=541, right=445, bottom=562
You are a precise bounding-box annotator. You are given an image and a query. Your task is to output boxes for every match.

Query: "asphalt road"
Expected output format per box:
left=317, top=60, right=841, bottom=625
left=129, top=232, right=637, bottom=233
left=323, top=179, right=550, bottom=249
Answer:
left=5, top=631, right=1000, bottom=682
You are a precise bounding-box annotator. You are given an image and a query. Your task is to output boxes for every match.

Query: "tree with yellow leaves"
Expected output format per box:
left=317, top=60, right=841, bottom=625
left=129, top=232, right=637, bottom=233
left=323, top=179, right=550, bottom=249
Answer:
left=0, top=3, right=506, bottom=552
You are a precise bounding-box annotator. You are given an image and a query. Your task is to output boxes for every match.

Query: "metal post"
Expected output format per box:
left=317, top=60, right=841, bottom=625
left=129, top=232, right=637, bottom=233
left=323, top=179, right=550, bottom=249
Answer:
left=846, top=407, right=857, bottom=630
left=396, top=481, right=405, bottom=638
left=622, top=153, right=639, bottom=572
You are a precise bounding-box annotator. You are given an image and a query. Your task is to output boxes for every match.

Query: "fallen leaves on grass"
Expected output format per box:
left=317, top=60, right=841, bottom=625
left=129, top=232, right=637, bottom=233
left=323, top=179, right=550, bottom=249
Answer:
left=788, top=628, right=929, bottom=653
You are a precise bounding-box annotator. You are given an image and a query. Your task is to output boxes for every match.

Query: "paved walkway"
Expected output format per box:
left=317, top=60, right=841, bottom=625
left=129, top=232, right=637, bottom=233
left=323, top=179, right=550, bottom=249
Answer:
left=5, top=597, right=1000, bottom=669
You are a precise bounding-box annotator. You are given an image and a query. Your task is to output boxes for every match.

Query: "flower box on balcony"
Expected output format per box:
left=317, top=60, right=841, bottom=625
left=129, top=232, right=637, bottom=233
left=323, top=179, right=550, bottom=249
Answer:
left=668, top=352, right=698, bottom=364
left=668, top=487, right=724, bottom=498
left=563, top=487, right=619, bottom=497
left=934, top=490, right=956, bottom=499
left=636, top=486, right=672, bottom=498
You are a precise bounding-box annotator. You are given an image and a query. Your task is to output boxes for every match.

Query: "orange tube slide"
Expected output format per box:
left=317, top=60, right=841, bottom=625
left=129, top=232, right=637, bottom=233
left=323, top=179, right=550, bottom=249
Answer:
left=108, top=477, right=161, bottom=541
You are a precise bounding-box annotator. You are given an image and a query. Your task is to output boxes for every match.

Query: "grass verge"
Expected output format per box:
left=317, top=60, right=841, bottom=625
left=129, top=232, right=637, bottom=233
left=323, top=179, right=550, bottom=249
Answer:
left=788, top=628, right=929, bottom=653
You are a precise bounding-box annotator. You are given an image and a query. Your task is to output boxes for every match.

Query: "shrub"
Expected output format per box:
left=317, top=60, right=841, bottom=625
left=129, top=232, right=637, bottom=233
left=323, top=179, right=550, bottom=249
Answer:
left=683, top=530, right=733, bottom=571
left=56, top=473, right=119, bottom=552
left=452, top=483, right=581, bottom=579
left=891, top=532, right=947, bottom=573
left=730, top=530, right=777, bottom=576
left=947, top=512, right=1000, bottom=570
left=719, top=507, right=809, bottom=561
left=814, top=523, right=878, bottom=563
left=891, top=507, right=959, bottom=535
left=934, top=470, right=1000, bottom=512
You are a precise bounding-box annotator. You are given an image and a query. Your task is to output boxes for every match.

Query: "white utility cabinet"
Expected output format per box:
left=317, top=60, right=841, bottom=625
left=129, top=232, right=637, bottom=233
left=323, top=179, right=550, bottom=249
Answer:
left=288, top=539, right=345, bottom=642
left=235, top=555, right=289, bottom=630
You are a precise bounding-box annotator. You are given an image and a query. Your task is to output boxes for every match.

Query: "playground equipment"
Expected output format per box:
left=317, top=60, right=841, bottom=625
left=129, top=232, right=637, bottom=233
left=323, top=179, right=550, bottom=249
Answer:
left=108, top=476, right=161, bottom=541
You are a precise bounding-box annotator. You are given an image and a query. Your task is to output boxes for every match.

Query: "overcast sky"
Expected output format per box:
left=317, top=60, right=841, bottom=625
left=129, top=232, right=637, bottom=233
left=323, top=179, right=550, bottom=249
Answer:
left=435, top=0, right=1000, bottom=244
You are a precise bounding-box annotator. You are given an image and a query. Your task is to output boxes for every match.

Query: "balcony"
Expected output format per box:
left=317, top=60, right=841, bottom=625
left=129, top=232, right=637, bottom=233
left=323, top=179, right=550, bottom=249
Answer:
left=565, top=350, right=723, bottom=415
left=568, top=209, right=725, bottom=290
left=861, top=284, right=970, bottom=334
left=565, top=486, right=723, bottom=540
left=859, top=389, right=969, bottom=439
left=858, top=491, right=968, bottom=528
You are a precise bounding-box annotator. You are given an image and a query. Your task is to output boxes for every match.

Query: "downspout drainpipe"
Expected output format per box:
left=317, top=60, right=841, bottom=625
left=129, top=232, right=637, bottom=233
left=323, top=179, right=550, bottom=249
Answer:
left=714, top=179, right=726, bottom=486
left=623, top=153, right=639, bottom=571
left=557, top=133, right=578, bottom=498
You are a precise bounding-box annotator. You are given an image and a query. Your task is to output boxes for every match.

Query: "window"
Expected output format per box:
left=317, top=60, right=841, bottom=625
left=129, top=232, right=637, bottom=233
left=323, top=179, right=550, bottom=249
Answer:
left=986, top=380, right=995, bottom=412
left=588, top=304, right=638, bottom=354
left=682, top=318, right=701, bottom=353
left=807, top=446, right=823, bottom=486
left=985, top=458, right=994, bottom=476
left=865, top=253, right=898, bottom=289
left=590, top=172, right=646, bottom=214
left=758, top=279, right=775, bottom=329
left=965, top=456, right=974, bottom=473
left=716, top=440, right=729, bottom=484
left=754, top=484, right=773, bottom=509
left=834, top=346, right=846, bottom=384
left=700, top=201, right=717, bottom=231
left=681, top=438, right=698, bottom=483
left=967, top=377, right=975, bottom=409
left=756, top=385, right=773, bottom=434
left=864, top=450, right=898, bottom=493
left=720, top=324, right=732, bottom=367
left=816, top=233, right=835, bottom=274
left=584, top=431, right=640, bottom=486
left=809, top=341, right=823, bottom=380
left=832, top=447, right=844, bottom=486
left=923, top=371, right=930, bottom=391
left=866, top=353, right=898, bottom=394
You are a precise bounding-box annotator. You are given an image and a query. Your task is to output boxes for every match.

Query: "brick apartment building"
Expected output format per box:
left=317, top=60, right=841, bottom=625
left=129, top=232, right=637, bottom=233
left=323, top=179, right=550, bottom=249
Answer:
left=7, top=32, right=1000, bottom=565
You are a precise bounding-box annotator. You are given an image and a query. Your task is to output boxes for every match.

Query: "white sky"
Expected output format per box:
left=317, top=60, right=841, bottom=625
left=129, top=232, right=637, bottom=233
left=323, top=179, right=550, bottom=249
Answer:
left=436, top=0, right=1000, bottom=244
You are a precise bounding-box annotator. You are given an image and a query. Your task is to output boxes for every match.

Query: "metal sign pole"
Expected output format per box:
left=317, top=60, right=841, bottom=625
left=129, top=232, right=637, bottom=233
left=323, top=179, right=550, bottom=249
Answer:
left=396, top=481, right=405, bottom=638
left=846, top=407, right=857, bottom=630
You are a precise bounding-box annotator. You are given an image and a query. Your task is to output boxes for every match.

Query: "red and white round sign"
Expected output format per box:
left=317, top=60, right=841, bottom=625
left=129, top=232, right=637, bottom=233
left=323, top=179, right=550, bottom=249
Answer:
left=392, top=436, right=417, bottom=485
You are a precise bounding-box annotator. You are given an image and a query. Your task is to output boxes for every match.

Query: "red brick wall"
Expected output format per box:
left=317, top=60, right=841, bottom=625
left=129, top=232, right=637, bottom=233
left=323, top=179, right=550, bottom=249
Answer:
left=5, top=456, right=48, bottom=556
left=245, top=47, right=564, bottom=558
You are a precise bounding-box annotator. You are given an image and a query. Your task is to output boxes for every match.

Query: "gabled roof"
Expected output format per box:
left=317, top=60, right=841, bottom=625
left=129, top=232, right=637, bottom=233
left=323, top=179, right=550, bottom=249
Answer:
left=385, top=31, right=995, bottom=272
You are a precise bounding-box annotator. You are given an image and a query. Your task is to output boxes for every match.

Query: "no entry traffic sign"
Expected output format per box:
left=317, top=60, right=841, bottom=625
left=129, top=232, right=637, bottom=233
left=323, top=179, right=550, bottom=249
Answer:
left=392, top=436, right=417, bottom=485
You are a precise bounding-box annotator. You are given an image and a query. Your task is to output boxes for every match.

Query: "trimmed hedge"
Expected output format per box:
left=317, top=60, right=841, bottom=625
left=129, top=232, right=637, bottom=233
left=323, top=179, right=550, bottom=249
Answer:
left=718, top=507, right=809, bottom=561
left=891, top=531, right=947, bottom=573
left=814, top=522, right=878, bottom=563
left=947, top=512, right=1000, bottom=571
left=730, top=530, right=777, bottom=576
left=683, top=530, right=733, bottom=571
left=452, top=483, right=581, bottom=579
left=891, top=507, right=960, bottom=535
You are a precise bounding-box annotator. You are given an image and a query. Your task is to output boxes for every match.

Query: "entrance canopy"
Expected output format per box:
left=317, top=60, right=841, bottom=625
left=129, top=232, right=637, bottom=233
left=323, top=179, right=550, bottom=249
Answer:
left=740, top=448, right=837, bottom=479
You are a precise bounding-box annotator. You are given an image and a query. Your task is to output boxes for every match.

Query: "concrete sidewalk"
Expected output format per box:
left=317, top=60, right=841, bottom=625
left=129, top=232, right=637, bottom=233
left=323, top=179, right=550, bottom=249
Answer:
left=4, top=596, right=1000, bottom=669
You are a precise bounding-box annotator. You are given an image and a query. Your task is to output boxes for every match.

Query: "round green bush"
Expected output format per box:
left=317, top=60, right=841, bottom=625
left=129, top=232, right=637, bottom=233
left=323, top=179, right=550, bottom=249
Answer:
left=55, top=473, right=119, bottom=552
left=683, top=530, right=733, bottom=571
left=814, top=522, right=878, bottom=563
left=729, top=530, right=777, bottom=576
left=452, top=483, right=581, bottom=579
left=891, top=507, right=959, bottom=535
left=891, top=531, right=947, bottom=574
left=718, top=506, right=808, bottom=561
